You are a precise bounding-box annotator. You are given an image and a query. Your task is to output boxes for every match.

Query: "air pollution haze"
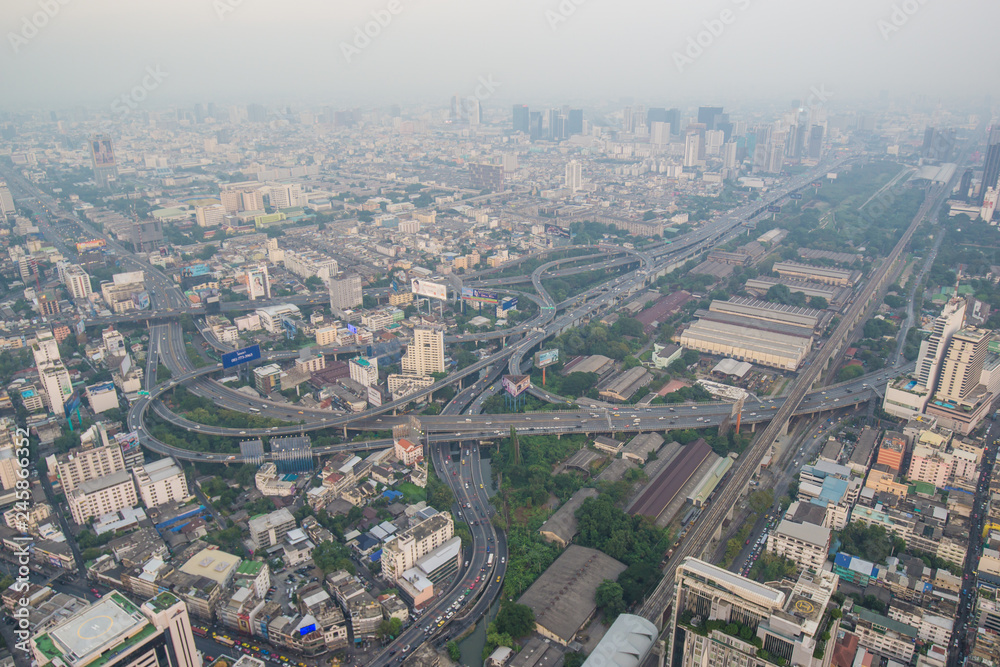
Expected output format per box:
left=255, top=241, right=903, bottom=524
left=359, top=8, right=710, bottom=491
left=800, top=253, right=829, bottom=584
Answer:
left=1, top=0, right=998, bottom=109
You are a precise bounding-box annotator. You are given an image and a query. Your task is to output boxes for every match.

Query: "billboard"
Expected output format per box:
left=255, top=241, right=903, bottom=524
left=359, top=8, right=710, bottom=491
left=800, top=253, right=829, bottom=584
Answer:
left=115, top=431, right=141, bottom=457
left=411, top=279, right=448, bottom=301
left=502, top=374, right=531, bottom=397
left=367, top=385, right=383, bottom=408
left=63, top=391, right=82, bottom=418
left=91, top=137, right=115, bottom=167
left=113, top=271, right=145, bottom=286
left=222, top=344, right=262, bottom=369
left=76, top=239, right=106, bottom=253
left=789, top=193, right=803, bottom=200
left=132, top=291, right=150, bottom=310
left=347, top=323, right=358, bottom=335
left=461, top=287, right=500, bottom=305
left=182, top=263, right=211, bottom=278
left=767, top=205, right=781, bottom=213
left=299, top=624, right=317, bottom=636
left=534, top=349, right=559, bottom=369
left=246, top=265, right=270, bottom=300
left=500, top=297, right=518, bottom=311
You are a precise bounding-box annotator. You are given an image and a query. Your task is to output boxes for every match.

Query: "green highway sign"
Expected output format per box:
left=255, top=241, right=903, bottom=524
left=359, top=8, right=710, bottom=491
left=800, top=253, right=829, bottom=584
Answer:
left=138, top=390, right=150, bottom=396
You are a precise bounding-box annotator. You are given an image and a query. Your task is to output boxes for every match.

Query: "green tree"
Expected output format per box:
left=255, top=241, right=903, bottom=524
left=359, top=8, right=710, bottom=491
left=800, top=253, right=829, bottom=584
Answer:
left=564, top=652, right=586, bottom=667
left=595, top=580, right=627, bottom=621
left=311, top=541, right=355, bottom=575
left=198, top=244, right=218, bottom=260
left=494, top=603, right=536, bottom=639
left=837, top=365, right=864, bottom=381
left=446, top=641, right=461, bottom=661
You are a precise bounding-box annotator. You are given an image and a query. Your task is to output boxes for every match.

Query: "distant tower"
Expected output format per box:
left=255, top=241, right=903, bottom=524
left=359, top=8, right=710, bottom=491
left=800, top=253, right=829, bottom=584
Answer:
left=565, top=160, right=583, bottom=192
left=512, top=104, right=530, bottom=133
left=979, top=127, right=1000, bottom=204
left=89, top=135, right=118, bottom=189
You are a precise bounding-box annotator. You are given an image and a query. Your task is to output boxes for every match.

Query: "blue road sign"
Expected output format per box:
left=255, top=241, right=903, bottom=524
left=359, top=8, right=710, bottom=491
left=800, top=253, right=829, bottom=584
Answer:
left=222, top=344, right=262, bottom=369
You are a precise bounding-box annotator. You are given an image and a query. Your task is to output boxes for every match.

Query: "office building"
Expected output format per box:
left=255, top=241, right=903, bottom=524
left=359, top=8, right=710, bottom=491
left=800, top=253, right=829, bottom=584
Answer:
left=31, top=591, right=201, bottom=667
left=248, top=507, right=297, bottom=551
left=63, top=265, right=93, bottom=301
left=133, top=458, right=190, bottom=508
left=329, top=275, right=363, bottom=311
left=670, top=557, right=838, bottom=667
left=567, top=108, right=583, bottom=136
left=565, top=160, right=583, bottom=192
left=808, top=125, right=824, bottom=159
left=513, top=104, right=530, bottom=133
left=89, top=134, right=119, bottom=189
left=246, top=264, right=270, bottom=301
left=683, top=133, right=700, bottom=167
left=32, top=329, right=61, bottom=367
left=67, top=470, right=137, bottom=525
left=283, top=249, right=338, bottom=281
left=402, top=328, right=445, bottom=376
left=382, top=513, right=454, bottom=581
left=936, top=327, right=991, bottom=402
left=651, top=121, right=671, bottom=148
left=914, top=298, right=968, bottom=397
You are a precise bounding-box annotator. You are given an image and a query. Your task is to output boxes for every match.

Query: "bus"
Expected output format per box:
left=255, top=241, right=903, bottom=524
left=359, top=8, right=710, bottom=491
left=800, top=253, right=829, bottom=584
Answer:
left=487, top=553, right=494, bottom=567
left=215, top=637, right=235, bottom=648
left=249, top=408, right=261, bottom=414
left=192, top=627, right=207, bottom=637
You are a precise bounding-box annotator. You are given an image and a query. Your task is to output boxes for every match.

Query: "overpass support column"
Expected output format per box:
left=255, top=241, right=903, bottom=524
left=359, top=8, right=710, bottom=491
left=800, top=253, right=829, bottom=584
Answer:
left=781, top=419, right=790, bottom=436
left=343, top=426, right=348, bottom=438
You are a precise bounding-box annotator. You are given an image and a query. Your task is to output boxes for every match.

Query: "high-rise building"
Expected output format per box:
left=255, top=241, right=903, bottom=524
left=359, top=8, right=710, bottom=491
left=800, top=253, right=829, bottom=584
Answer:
left=133, top=457, right=190, bottom=508
left=329, top=274, right=363, bottom=311
left=248, top=507, right=296, bottom=550
left=55, top=441, right=126, bottom=493
left=64, top=265, right=93, bottom=302
left=31, top=591, right=202, bottom=667
left=401, top=329, right=445, bottom=376
left=980, top=127, right=1000, bottom=205
left=564, top=160, right=583, bottom=192
left=529, top=111, right=544, bottom=140
left=983, top=188, right=1000, bottom=224
left=683, top=133, right=701, bottom=168
left=961, top=168, right=975, bottom=201
left=936, top=327, right=991, bottom=402
left=567, top=109, right=583, bottom=136
left=722, top=142, right=739, bottom=170
left=247, top=103, right=267, bottom=123
left=650, top=122, right=671, bottom=148
left=670, top=557, right=838, bottom=667
left=39, top=362, right=73, bottom=413
left=129, top=219, right=165, bottom=253
left=67, top=469, right=137, bottom=524
left=807, top=125, right=824, bottom=159
left=32, top=330, right=61, bottom=368
left=647, top=107, right=668, bottom=130
left=89, top=134, right=118, bottom=189
left=697, top=106, right=724, bottom=130
left=915, top=298, right=967, bottom=396
left=0, top=181, right=14, bottom=217
left=922, top=127, right=936, bottom=156
left=467, top=99, right=480, bottom=126
left=349, top=357, right=379, bottom=388
left=513, top=104, right=530, bottom=133
left=382, top=513, right=454, bottom=581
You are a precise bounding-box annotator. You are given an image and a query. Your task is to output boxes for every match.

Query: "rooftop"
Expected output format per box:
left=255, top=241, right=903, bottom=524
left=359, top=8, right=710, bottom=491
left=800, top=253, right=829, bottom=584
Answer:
left=37, top=594, right=151, bottom=667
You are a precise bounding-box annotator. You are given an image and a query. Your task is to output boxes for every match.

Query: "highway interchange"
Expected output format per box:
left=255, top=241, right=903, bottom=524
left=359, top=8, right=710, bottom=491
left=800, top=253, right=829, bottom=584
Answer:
left=7, top=151, right=922, bottom=661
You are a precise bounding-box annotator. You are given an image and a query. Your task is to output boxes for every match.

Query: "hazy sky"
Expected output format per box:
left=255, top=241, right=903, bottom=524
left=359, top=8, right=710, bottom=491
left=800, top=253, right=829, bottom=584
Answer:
left=2, top=0, right=998, bottom=111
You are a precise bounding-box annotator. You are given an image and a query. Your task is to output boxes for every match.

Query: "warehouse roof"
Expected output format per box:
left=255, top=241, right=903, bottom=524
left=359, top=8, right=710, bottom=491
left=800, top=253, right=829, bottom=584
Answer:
left=517, top=545, right=627, bottom=644
left=581, top=614, right=658, bottom=667
left=539, top=488, right=599, bottom=547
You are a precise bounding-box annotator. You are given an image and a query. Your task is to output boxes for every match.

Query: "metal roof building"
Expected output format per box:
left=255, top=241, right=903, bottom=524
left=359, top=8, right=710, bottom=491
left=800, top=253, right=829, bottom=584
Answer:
left=581, top=614, right=658, bottom=667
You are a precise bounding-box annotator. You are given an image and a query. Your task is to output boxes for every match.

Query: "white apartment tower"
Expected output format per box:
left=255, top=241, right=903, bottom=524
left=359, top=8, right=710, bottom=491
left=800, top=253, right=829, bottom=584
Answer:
left=565, top=160, right=583, bottom=192
left=401, top=328, right=445, bottom=376
left=936, top=327, right=991, bottom=402
left=64, top=265, right=94, bottom=301
left=916, top=298, right=967, bottom=396
left=329, top=275, right=363, bottom=311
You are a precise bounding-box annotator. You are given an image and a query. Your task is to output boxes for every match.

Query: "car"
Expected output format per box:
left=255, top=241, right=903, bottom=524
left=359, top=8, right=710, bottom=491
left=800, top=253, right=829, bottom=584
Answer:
left=91, top=588, right=100, bottom=595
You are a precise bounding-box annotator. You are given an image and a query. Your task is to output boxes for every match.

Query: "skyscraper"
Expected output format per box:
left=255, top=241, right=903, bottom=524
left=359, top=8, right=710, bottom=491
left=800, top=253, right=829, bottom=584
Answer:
left=0, top=181, right=14, bottom=217
left=512, top=104, right=530, bottom=133
left=565, top=160, right=583, bottom=192
left=89, top=135, right=118, bottom=189
left=402, top=328, right=445, bottom=376
left=529, top=112, right=543, bottom=141
left=807, top=125, right=824, bottom=159
left=567, top=108, right=583, bottom=136
left=697, top=106, right=724, bottom=130
left=980, top=127, right=1000, bottom=204
left=646, top=107, right=668, bottom=129
left=329, top=275, right=363, bottom=311
left=960, top=168, right=975, bottom=201
left=683, top=134, right=700, bottom=168
left=922, top=127, right=936, bottom=156
left=64, top=265, right=93, bottom=302
left=650, top=122, right=671, bottom=148
left=246, top=103, right=267, bottom=123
